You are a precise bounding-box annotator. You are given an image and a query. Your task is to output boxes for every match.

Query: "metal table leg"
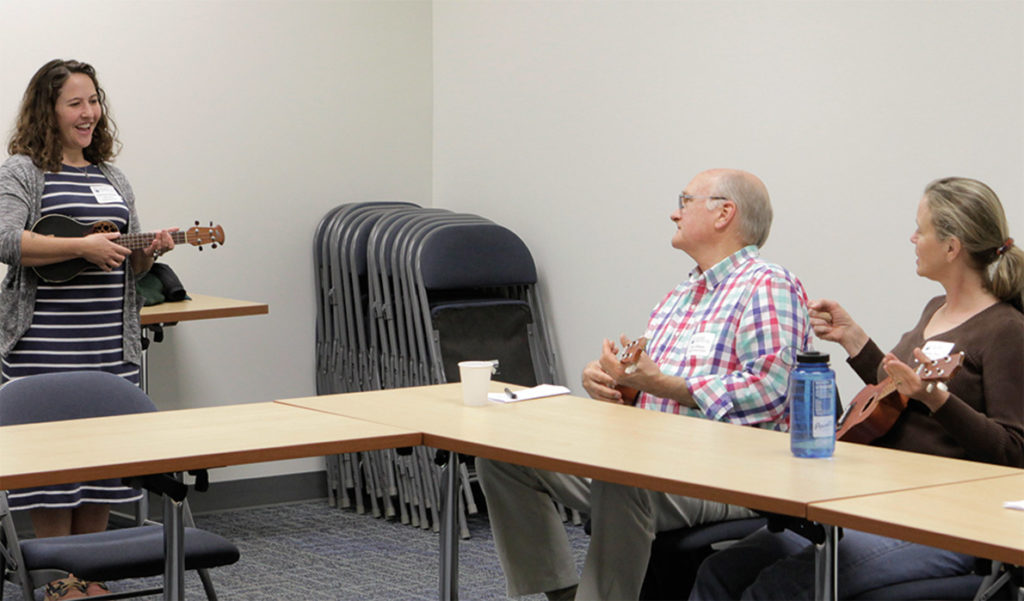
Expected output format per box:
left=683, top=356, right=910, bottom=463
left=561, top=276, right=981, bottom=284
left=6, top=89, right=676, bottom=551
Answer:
left=814, top=524, right=839, bottom=601
left=439, top=451, right=460, bottom=600
left=140, top=329, right=150, bottom=394
left=163, top=494, right=186, bottom=600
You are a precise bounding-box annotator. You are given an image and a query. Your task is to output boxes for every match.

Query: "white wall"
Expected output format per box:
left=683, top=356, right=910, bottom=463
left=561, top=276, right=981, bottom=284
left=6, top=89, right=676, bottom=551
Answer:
left=432, top=0, right=1024, bottom=404
left=0, top=0, right=433, bottom=481
left=2, top=0, right=1021, bottom=483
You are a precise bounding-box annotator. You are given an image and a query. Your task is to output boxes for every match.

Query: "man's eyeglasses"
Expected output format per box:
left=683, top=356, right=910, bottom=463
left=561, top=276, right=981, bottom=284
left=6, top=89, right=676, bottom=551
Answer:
left=678, top=193, right=729, bottom=210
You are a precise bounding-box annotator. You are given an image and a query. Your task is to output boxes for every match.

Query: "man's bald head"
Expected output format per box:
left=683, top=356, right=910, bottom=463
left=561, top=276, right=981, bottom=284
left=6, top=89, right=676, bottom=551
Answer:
left=703, top=169, right=773, bottom=248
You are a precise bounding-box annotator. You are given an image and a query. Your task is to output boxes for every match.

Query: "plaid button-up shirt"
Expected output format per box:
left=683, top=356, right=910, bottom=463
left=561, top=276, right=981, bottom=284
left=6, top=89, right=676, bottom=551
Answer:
left=637, top=246, right=811, bottom=430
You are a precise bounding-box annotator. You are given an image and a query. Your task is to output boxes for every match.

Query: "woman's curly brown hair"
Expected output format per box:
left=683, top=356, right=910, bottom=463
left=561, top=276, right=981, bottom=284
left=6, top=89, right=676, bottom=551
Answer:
left=7, top=59, right=120, bottom=172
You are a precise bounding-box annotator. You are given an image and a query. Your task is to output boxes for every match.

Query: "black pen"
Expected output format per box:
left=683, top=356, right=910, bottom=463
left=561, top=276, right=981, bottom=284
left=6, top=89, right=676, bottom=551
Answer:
left=504, top=387, right=517, bottom=400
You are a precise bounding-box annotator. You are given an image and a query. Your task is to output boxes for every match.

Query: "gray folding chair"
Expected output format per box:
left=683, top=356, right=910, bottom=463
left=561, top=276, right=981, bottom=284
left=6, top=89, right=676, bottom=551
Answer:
left=315, top=202, right=419, bottom=512
left=411, top=221, right=558, bottom=388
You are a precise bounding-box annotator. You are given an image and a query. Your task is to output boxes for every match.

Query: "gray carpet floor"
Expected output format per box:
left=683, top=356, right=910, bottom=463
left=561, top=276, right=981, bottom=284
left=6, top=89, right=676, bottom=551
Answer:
left=2, top=500, right=589, bottom=601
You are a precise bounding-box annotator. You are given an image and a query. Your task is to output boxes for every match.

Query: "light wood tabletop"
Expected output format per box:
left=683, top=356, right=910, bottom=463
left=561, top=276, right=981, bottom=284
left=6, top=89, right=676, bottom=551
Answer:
left=140, top=293, right=268, bottom=326
left=807, top=473, right=1024, bottom=565
left=0, top=402, right=419, bottom=490
left=275, top=383, right=1021, bottom=518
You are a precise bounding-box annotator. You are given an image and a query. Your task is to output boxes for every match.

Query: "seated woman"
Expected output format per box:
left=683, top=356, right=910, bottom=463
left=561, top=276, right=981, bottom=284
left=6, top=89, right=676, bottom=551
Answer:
left=689, top=176, right=1024, bottom=600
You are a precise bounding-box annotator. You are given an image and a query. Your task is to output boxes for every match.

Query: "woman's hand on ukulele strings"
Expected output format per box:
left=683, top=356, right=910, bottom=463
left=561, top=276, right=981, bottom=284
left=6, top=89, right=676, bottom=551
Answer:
left=882, top=349, right=950, bottom=412
left=82, top=232, right=131, bottom=271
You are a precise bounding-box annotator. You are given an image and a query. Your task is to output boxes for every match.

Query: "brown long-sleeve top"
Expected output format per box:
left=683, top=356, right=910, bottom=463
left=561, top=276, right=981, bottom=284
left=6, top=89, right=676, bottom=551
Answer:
left=848, top=296, right=1024, bottom=468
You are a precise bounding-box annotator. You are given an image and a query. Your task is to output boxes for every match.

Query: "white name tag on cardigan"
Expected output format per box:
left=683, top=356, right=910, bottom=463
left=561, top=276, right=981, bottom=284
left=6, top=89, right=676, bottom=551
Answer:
left=90, top=184, right=123, bottom=204
left=922, top=340, right=954, bottom=361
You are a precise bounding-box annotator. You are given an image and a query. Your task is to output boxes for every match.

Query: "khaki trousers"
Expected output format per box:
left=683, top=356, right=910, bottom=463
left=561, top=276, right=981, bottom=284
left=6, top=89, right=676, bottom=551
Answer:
left=476, top=457, right=756, bottom=600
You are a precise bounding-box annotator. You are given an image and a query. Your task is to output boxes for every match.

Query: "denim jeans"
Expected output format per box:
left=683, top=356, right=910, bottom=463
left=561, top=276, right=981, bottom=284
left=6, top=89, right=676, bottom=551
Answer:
left=689, top=526, right=975, bottom=600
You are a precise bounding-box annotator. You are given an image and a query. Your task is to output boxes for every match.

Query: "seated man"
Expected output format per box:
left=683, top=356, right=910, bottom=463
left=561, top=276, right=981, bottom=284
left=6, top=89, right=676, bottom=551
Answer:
left=689, top=176, right=1024, bottom=600
left=476, top=168, right=811, bottom=600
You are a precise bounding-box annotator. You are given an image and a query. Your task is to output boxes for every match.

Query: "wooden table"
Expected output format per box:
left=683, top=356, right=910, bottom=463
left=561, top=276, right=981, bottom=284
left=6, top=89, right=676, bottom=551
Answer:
left=276, top=383, right=1019, bottom=514
left=808, top=473, right=1024, bottom=566
left=139, top=293, right=268, bottom=326
left=7, top=382, right=1017, bottom=600
left=138, top=293, right=269, bottom=391
left=0, top=402, right=419, bottom=600
left=276, top=383, right=1022, bottom=600
left=0, top=403, right=416, bottom=490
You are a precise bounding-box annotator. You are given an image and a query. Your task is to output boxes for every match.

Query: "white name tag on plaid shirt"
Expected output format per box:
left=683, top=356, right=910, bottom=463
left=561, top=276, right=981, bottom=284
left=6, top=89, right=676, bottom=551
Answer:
left=687, top=332, right=716, bottom=358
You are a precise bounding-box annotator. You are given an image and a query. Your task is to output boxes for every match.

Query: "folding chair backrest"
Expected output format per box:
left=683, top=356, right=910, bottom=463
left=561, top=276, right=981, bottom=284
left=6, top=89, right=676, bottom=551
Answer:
left=398, top=214, right=493, bottom=385
left=430, top=300, right=539, bottom=386
left=416, top=223, right=537, bottom=290
left=407, top=222, right=550, bottom=386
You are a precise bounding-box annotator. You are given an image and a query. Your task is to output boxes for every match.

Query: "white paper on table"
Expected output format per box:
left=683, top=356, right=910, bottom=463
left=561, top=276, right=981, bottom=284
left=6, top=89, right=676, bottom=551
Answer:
left=488, top=384, right=571, bottom=403
left=1003, top=500, right=1024, bottom=511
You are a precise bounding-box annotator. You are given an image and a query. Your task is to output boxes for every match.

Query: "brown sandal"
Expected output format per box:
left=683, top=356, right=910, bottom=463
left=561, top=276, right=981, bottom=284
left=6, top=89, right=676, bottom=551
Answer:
left=43, top=575, right=87, bottom=600
left=82, top=580, right=112, bottom=596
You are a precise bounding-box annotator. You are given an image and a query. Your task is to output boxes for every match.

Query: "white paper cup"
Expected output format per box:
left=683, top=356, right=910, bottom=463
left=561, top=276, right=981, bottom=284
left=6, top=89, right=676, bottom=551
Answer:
left=458, top=360, right=494, bottom=406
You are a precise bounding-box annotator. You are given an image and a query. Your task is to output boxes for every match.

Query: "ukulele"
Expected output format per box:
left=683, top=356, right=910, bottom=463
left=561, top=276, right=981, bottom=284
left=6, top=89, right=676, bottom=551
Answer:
left=836, top=352, right=964, bottom=444
left=614, top=337, right=647, bottom=406
left=31, top=215, right=225, bottom=283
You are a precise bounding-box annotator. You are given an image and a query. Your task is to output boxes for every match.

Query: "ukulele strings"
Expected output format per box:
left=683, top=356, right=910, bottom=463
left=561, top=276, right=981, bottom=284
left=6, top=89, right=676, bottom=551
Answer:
left=115, top=231, right=189, bottom=250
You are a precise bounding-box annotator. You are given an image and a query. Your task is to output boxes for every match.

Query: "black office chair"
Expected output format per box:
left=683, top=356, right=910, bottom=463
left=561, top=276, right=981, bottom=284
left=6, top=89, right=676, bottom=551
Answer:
left=578, top=513, right=767, bottom=600
left=640, top=517, right=767, bottom=600
left=0, top=371, right=239, bottom=601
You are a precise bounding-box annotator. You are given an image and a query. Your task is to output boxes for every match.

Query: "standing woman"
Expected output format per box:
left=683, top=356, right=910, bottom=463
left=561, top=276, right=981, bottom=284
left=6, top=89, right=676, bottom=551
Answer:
left=690, top=177, right=1024, bottom=600
left=0, top=59, right=174, bottom=599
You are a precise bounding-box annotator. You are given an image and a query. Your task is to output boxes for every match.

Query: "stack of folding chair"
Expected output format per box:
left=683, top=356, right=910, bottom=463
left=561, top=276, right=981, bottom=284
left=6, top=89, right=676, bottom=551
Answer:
left=314, top=202, right=417, bottom=514
left=313, top=202, right=562, bottom=537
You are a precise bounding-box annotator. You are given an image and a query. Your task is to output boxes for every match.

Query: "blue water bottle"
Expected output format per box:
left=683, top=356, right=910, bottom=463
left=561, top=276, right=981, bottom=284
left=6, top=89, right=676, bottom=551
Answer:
left=788, top=350, right=836, bottom=458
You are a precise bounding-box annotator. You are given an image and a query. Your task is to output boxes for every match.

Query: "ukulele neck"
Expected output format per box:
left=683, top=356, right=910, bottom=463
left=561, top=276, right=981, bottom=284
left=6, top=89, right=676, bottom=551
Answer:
left=116, top=231, right=187, bottom=251
left=880, top=361, right=928, bottom=397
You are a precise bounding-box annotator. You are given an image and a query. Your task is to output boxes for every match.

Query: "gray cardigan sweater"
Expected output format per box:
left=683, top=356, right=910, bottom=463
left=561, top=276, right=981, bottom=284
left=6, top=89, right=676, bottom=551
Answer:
left=0, top=154, right=145, bottom=364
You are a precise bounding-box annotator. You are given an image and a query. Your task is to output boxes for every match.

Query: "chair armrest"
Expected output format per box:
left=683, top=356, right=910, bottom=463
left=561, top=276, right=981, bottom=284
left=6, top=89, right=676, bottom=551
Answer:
left=760, top=511, right=842, bottom=545
left=121, top=474, right=188, bottom=502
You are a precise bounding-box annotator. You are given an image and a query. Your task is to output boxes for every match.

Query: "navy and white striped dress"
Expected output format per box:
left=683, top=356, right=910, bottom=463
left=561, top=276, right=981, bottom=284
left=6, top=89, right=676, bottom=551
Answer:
left=3, top=164, right=143, bottom=509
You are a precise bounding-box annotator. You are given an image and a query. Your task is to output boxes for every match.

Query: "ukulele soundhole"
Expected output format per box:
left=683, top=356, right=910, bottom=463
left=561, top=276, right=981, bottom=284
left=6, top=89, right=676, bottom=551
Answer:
left=91, top=221, right=118, bottom=234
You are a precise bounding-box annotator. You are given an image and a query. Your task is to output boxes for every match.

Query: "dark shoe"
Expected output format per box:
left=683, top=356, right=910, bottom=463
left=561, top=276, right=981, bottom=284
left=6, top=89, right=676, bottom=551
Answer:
left=43, top=575, right=88, bottom=601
